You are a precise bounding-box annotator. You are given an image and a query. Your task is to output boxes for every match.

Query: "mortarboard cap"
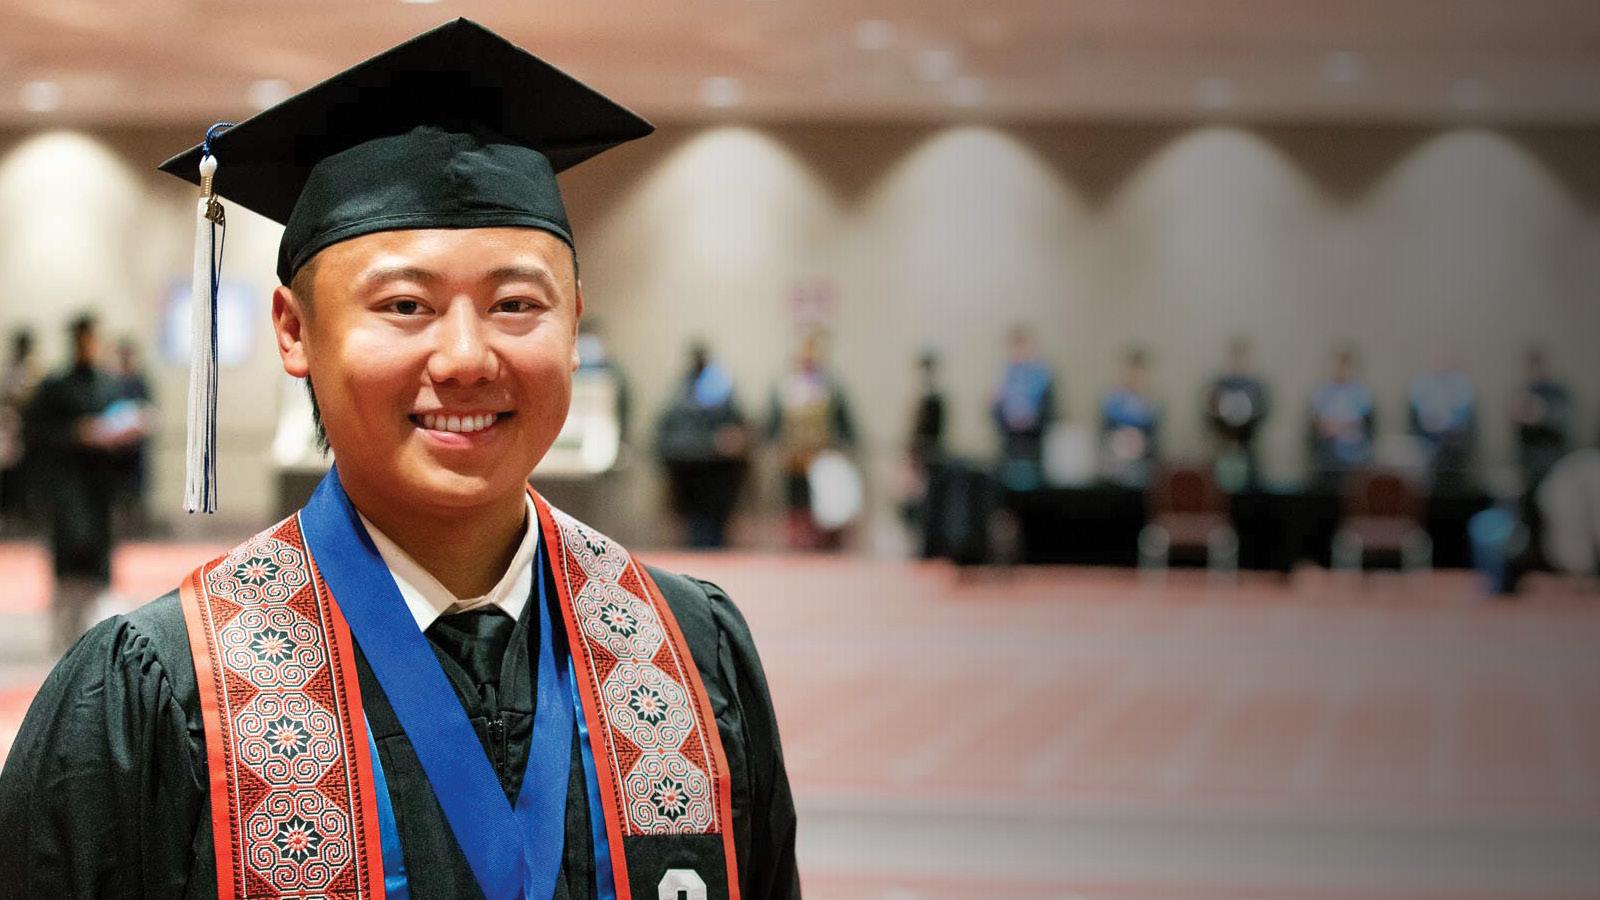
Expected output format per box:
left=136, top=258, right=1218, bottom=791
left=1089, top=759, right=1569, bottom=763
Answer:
left=158, top=18, right=652, bottom=513
left=159, top=16, right=653, bottom=285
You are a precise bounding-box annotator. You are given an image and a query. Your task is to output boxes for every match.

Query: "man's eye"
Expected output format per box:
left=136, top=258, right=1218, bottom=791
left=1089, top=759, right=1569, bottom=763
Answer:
left=495, top=299, right=537, bottom=313
left=389, top=299, right=423, bottom=315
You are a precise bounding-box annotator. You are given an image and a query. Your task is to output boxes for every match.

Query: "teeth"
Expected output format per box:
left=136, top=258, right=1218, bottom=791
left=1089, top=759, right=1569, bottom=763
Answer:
left=419, top=413, right=496, bottom=434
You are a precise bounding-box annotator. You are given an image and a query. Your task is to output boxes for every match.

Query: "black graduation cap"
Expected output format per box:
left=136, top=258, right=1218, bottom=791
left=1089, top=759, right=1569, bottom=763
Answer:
left=159, top=17, right=653, bottom=285
left=159, top=18, right=651, bottom=514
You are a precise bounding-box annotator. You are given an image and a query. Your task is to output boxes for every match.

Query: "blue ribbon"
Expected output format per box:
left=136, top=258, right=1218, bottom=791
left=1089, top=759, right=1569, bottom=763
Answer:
left=569, top=666, right=617, bottom=900
left=301, top=469, right=572, bottom=899
left=364, top=715, right=410, bottom=900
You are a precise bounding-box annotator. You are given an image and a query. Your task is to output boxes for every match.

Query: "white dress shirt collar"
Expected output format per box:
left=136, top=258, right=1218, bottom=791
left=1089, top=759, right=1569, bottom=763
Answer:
left=357, top=494, right=540, bottom=631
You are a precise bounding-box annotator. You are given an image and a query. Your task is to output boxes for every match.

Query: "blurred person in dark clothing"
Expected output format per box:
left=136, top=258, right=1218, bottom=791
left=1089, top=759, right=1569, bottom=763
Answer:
left=903, top=351, right=946, bottom=556
left=110, top=337, right=155, bottom=533
left=1409, top=350, right=1477, bottom=493
left=992, top=326, right=1057, bottom=491
left=0, top=328, right=41, bottom=528
left=1512, top=346, right=1572, bottom=490
left=655, top=341, right=750, bottom=548
left=1308, top=347, right=1377, bottom=493
left=1100, top=346, right=1160, bottom=489
left=23, top=314, right=144, bottom=649
left=1205, top=337, right=1270, bottom=491
left=910, top=350, right=946, bottom=469
left=767, top=330, right=857, bottom=550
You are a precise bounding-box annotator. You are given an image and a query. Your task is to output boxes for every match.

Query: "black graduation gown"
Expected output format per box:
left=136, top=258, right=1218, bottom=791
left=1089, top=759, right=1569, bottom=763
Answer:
left=0, top=561, right=799, bottom=900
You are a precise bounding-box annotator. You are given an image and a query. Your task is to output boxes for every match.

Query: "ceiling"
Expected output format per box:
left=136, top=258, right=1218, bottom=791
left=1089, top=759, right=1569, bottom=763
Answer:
left=0, top=0, right=1597, bottom=126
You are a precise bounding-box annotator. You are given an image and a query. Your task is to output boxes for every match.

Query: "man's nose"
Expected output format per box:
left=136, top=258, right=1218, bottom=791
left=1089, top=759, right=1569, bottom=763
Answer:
left=427, top=302, right=499, bottom=385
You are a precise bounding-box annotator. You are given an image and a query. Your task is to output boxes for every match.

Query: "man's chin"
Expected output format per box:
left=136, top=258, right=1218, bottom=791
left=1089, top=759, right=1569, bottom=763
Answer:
left=397, top=466, right=528, bottom=513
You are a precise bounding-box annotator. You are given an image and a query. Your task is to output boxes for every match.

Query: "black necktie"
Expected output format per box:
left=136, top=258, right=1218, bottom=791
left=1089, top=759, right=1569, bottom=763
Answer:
left=429, top=606, right=517, bottom=703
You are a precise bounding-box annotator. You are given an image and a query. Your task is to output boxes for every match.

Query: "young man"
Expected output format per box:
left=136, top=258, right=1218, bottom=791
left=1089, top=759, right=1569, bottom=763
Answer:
left=0, top=20, right=798, bottom=900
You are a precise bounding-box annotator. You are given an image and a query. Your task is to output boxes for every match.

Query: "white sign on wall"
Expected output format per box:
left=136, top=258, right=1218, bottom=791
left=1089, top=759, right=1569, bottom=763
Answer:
left=159, top=278, right=257, bottom=368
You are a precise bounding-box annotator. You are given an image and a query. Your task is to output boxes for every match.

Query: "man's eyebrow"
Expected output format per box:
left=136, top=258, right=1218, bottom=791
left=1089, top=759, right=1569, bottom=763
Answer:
left=487, top=265, right=558, bottom=289
left=357, top=265, right=441, bottom=289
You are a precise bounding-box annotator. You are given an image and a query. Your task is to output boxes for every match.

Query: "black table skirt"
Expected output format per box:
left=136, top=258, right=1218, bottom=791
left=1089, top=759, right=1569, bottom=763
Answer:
left=1006, top=485, right=1489, bottom=571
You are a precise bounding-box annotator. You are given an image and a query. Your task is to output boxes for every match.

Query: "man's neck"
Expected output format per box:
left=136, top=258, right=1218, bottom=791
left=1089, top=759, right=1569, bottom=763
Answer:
left=344, top=482, right=529, bottom=600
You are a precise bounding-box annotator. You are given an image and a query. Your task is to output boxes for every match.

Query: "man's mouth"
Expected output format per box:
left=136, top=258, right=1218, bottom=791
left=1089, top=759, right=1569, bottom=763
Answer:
left=409, top=412, right=511, bottom=435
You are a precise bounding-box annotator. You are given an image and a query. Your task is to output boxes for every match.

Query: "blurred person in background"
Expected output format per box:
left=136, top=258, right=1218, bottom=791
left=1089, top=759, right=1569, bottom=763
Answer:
left=22, top=314, right=144, bottom=649
left=110, top=336, right=155, bottom=534
left=1308, top=347, right=1376, bottom=493
left=576, top=316, right=631, bottom=445
left=768, top=329, right=857, bottom=550
left=1512, top=345, right=1572, bottom=491
left=0, top=328, right=41, bottom=531
left=655, top=340, right=750, bottom=548
left=1408, top=350, right=1477, bottom=494
left=902, top=350, right=946, bottom=556
left=909, top=350, right=946, bottom=471
left=1204, top=336, right=1270, bottom=492
left=992, top=325, right=1057, bottom=491
left=1100, top=346, right=1161, bottom=489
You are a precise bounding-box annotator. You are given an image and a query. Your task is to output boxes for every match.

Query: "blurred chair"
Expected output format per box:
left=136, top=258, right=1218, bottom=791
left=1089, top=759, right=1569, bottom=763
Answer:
left=1138, top=463, right=1238, bottom=582
left=1332, top=468, right=1432, bottom=574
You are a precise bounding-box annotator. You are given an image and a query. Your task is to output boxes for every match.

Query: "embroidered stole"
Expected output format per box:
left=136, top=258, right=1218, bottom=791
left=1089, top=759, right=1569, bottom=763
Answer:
left=179, top=490, right=739, bottom=899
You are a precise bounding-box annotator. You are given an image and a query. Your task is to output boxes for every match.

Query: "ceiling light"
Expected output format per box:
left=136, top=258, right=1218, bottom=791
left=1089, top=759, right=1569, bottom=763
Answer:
left=951, top=76, right=985, bottom=107
left=1322, top=50, right=1364, bottom=85
left=699, top=76, right=742, bottom=108
left=854, top=20, right=895, bottom=51
left=1195, top=76, right=1235, bottom=110
left=915, top=48, right=958, bottom=82
left=20, top=80, right=62, bottom=113
left=1450, top=77, right=1485, bottom=110
left=248, top=78, right=292, bottom=110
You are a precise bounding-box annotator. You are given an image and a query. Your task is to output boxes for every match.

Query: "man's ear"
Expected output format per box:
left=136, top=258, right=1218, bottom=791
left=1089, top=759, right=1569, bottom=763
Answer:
left=569, top=279, right=585, bottom=374
left=272, top=284, right=311, bottom=378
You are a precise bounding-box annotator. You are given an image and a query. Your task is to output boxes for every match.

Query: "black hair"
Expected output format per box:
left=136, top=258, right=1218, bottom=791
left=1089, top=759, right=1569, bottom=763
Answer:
left=69, top=313, right=96, bottom=341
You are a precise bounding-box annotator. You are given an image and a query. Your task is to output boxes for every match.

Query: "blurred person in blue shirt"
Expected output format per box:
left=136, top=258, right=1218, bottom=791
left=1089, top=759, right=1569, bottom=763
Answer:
left=1100, top=346, right=1161, bottom=489
left=992, top=325, right=1057, bottom=491
left=1408, top=350, right=1477, bottom=493
left=1308, top=347, right=1376, bottom=493
left=655, top=341, right=750, bottom=548
left=1205, top=337, right=1270, bottom=492
left=109, top=337, right=155, bottom=534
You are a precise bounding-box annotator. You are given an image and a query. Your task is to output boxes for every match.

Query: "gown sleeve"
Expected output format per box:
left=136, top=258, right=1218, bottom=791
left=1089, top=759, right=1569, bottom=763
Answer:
left=693, top=577, right=802, bottom=900
left=0, top=596, right=211, bottom=900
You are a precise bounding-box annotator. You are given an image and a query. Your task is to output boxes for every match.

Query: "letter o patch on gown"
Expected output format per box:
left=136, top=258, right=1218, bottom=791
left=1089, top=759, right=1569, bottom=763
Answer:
left=659, top=869, right=708, bottom=900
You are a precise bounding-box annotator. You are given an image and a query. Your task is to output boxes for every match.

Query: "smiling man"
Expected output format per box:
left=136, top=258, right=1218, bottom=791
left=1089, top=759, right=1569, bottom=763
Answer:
left=0, top=20, right=798, bottom=900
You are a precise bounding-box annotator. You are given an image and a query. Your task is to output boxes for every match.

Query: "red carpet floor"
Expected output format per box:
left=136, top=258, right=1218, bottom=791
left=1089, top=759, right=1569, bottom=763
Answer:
left=2, top=541, right=1599, bottom=897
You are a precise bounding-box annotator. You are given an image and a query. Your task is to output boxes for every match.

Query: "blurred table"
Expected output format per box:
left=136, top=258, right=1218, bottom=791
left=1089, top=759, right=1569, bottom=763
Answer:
left=1007, top=485, right=1489, bottom=570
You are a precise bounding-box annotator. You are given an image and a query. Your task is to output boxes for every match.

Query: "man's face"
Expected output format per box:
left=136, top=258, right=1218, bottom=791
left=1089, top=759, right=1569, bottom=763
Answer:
left=74, top=330, right=99, bottom=367
left=1007, top=333, right=1027, bottom=363
left=1229, top=345, right=1250, bottom=373
left=274, top=227, right=582, bottom=514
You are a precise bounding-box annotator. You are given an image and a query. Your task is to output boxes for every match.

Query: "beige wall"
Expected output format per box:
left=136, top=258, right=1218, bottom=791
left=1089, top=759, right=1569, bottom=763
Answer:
left=1, top=122, right=1596, bottom=540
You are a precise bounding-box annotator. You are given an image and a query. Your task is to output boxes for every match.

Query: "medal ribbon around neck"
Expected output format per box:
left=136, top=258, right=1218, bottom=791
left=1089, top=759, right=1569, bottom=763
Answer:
left=300, top=468, right=574, bottom=899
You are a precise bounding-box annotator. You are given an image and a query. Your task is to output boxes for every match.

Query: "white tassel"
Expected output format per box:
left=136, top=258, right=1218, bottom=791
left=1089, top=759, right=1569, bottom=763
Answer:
left=185, top=153, right=221, bottom=514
